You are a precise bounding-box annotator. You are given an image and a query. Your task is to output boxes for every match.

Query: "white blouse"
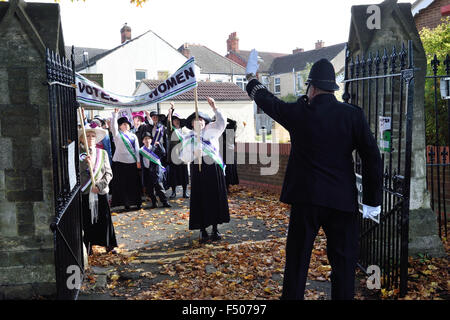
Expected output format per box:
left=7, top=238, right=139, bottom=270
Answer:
left=111, top=112, right=141, bottom=164
left=179, top=108, right=226, bottom=164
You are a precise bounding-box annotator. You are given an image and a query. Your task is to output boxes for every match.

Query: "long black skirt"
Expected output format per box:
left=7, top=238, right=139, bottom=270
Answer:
left=189, top=156, right=230, bottom=230
left=225, top=163, right=239, bottom=186
left=168, top=162, right=189, bottom=187
left=111, top=161, right=142, bottom=208
left=82, top=193, right=117, bottom=249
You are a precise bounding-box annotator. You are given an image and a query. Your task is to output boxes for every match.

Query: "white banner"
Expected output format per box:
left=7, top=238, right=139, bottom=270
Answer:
left=76, top=57, right=197, bottom=110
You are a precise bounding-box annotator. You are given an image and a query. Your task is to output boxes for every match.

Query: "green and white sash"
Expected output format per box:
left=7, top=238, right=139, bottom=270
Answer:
left=81, top=148, right=105, bottom=192
left=119, top=131, right=137, bottom=162
left=173, top=128, right=184, bottom=142
left=139, top=146, right=166, bottom=172
left=181, top=133, right=226, bottom=173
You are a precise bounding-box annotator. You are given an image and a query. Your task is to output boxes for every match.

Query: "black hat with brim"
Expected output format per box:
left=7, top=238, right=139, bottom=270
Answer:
left=186, top=112, right=211, bottom=130
left=142, top=131, right=153, bottom=140
left=118, top=116, right=132, bottom=128
left=306, top=58, right=340, bottom=91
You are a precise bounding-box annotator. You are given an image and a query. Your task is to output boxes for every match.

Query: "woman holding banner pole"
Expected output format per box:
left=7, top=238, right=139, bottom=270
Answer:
left=180, top=97, right=230, bottom=243
left=78, top=122, right=117, bottom=254
left=110, top=108, right=142, bottom=211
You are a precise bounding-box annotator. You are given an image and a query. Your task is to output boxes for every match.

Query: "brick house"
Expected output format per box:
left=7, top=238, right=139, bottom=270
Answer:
left=66, top=24, right=200, bottom=96
left=412, top=0, right=450, bottom=31
left=225, top=32, right=289, bottom=136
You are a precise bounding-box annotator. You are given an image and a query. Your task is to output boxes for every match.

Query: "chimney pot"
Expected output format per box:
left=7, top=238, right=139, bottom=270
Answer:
left=315, top=40, right=325, bottom=50
left=179, top=43, right=191, bottom=58
left=121, top=23, right=132, bottom=44
left=227, top=32, right=239, bottom=53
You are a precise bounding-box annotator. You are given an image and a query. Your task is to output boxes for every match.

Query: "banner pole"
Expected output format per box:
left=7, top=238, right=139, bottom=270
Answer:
left=194, top=87, right=201, bottom=172
left=77, top=107, right=96, bottom=186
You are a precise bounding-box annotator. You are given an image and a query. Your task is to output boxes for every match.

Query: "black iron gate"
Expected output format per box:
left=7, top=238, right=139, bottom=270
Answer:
left=425, top=54, right=449, bottom=240
left=343, top=40, right=415, bottom=297
left=46, top=47, right=84, bottom=300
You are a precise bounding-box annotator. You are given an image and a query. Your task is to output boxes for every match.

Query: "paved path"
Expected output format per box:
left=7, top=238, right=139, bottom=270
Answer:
left=79, top=186, right=336, bottom=300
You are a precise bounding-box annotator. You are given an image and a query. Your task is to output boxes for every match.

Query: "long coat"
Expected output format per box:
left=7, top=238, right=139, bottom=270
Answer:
left=79, top=147, right=117, bottom=248
left=246, top=79, right=383, bottom=213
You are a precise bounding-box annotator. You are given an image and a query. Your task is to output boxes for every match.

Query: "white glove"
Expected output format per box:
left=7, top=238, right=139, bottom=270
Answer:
left=246, top=49, right=260, bottom=75
left=362, top=204, right=381, bottom=223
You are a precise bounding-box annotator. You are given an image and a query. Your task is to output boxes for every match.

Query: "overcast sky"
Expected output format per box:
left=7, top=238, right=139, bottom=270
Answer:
left=26, top=0, right=414, bottom=55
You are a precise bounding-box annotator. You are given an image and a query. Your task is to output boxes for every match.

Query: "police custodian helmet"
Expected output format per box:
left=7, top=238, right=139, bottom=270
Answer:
left=306, top=58, right=340, bottom=92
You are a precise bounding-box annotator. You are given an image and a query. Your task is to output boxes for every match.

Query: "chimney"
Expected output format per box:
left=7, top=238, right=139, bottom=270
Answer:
left=293, top=48, right=304, bottom=54
left=83, top=51, right=89, bottom=67
left=179, top=43, right=191, bottom=58
left=120, top=23, right=131, bottom=44
left=227, top=32, right=239, bottom=52
left=315, top=40, right=325, bottom=50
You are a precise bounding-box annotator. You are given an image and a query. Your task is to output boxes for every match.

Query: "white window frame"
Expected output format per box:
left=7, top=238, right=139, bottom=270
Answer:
left=235, top=76, right=248, bottom=90
left=274, top=77, right=281, bottom=94
left=135, top=69, right=147, bottom=88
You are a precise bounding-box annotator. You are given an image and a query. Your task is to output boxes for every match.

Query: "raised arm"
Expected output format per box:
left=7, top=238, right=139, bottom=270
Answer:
left=244, top=49, right=296, bottom=130
left=245, top=79, right=295, bottom=130
left=111, top=109, right=119, bottom=137
left=204, top=97, right=226, bottom=136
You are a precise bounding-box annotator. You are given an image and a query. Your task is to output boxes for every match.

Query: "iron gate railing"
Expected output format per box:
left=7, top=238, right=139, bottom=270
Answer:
left=46, top=47, right=84, bottom=300
left=343, top=40, right=415, bottom=297
left=425, top=54, right=449, bottom=240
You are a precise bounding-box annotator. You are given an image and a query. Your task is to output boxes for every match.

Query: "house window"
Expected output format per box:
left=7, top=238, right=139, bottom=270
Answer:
left=135, top=70, right=147, bottom=88
left=157, top=71, right=169, bottom=80
left=235, top=76, right=248, bottom=90
left=274, top=77, right=281, bottom=94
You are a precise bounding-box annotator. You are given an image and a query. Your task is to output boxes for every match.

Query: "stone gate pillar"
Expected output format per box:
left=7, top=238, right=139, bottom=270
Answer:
left=347, top=0, right=444, bottom=257
left=0, top=0, right=66, bottom=299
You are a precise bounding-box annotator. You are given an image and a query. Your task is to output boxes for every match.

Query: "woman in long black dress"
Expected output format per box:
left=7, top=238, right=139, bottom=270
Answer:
left=180, top=97, right=230, bottom=243
left=221, top=118, right=240, bottom=192
left=79, top=123, right=117, bottom=254
left=167, top=103, right=190, bottom=199
left=110, top=108, right=142, bottom=211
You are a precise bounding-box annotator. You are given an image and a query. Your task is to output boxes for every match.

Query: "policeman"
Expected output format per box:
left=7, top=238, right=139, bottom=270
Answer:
left=245, top=50, right=383, bottom=300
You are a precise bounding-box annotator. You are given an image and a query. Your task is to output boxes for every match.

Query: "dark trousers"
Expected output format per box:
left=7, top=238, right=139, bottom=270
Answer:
left=147, top=181, right=167, bottom=204
left=142, top=168, right=167, bottom=204
left=281, top=203, right=359, bottom=300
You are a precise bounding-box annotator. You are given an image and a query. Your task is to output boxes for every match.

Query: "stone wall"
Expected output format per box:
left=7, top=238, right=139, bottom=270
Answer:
left=0, top=0, right=64, bottom=299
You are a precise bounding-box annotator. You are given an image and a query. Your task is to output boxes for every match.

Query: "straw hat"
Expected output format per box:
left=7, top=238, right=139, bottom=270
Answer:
left=78, top=121, right=108, bottom=144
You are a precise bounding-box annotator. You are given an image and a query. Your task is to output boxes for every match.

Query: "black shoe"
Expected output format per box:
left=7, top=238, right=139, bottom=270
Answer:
left=183, top=192, right=190, bottom=198
left=162, top=202, right=172, bottom=208
left=210, top=230, right=222, bottom=241
left=136, top=204, right=142, bottom=210
left=170, top=192, right=176, bottom=199
left=151, top=203, right=158, bottom=209
left=199, top=231, right=209, bottom=244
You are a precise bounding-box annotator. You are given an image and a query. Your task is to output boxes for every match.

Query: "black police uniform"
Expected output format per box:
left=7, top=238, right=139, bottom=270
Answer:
left=245, top=59, right=383, bottom=300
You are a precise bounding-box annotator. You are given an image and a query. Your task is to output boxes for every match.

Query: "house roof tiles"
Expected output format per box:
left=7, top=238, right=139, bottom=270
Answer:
left=179, top=44, right=246, bottom=75
left=269, top=42, right=346, bottom=75
left=141, top=80, right=251, bottom=101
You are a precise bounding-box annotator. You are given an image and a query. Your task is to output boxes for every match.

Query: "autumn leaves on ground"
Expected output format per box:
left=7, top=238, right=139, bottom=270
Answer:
left=81, top=185, right=449, bottom=300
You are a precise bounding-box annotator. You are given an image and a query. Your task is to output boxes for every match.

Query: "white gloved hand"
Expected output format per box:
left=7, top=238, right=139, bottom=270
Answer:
left=362, top=204, right=381, bottom=223
left=246, top=49, right=260, bottom=76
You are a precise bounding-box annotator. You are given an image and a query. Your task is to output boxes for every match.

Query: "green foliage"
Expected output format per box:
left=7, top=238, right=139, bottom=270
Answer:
left=280, top=93, right=298, bottom=103
left=420, top=17, right=450, bottom=146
